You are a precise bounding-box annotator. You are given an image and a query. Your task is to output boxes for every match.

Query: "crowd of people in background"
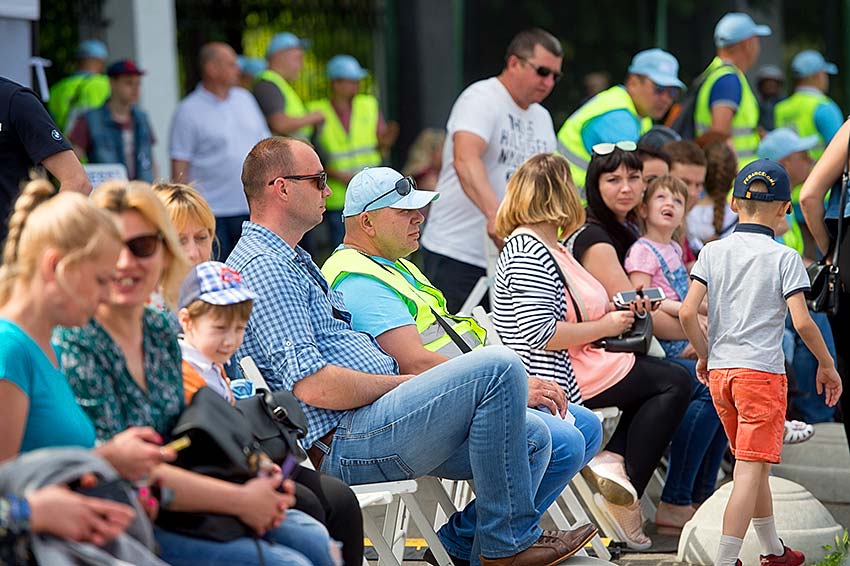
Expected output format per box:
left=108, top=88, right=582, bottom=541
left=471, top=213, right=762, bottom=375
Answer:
left=0, top=9, right=848, bottom=566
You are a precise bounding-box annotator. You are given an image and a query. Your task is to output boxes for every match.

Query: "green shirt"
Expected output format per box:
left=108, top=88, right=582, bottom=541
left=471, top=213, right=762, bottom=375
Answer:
left=53, top=308, right=185, bottom=441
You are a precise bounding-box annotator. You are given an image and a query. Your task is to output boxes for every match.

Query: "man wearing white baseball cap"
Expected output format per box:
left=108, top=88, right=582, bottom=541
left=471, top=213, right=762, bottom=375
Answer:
left=694, top=12, right=772, bottom=167
left=775, top=50, right=843, bottom=160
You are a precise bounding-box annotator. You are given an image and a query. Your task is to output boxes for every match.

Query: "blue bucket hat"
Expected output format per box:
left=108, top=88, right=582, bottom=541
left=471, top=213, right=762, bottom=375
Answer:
left=266, top=32, right=311, bottom=58
left=327, top=55, right=368, bottom=81
left=77, top=39, right=108, bottom=61
left=791, top=50, right=838, bottom=78
left=714, top=12, right=772, bottom=48
left=757, top=128, right=818, bottom=161
left=343, top=167, right=439, bottom=217
left=733, top=159, right=791, bottom=202
left=627, top=48, right=685, bottom=89
left=178, top=261, right=258, bottom=310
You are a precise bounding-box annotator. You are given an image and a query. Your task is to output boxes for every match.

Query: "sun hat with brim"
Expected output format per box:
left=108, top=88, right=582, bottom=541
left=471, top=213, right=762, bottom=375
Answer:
left=627, top=48, right=685, bottom=89
left=757, top=128, right=818, bottom=162
left=714, top=12, right=771, bottom=48
left=342, top=167, right=439, bottom=217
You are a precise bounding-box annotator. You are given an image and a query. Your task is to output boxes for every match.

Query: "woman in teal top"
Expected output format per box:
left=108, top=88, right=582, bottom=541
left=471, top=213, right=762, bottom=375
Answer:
left=0, top=178, right=169, bottom=481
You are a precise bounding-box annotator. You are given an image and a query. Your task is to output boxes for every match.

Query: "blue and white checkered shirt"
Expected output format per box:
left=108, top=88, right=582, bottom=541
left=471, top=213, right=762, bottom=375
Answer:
left=228, top=222, right=399, bottom=448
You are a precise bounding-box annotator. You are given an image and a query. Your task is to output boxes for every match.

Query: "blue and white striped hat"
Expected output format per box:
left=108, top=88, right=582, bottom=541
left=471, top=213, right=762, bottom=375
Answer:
left=178, top=261, right=257, bottom=309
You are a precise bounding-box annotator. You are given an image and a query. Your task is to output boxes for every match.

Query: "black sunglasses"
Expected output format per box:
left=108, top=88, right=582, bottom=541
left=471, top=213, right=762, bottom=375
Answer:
left=268, top=171, right=328, bottom=190
left=653, top=84, right=681, bottom=99
left=360, top=176, right=416, bottom=213
left=125, top=234, right=163, bottom=258
left=520, top=57, right=562, bottom=83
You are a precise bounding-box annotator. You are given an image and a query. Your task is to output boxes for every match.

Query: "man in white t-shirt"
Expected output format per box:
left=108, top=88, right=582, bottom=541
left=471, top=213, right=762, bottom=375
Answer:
left=420, top=28, right=562, bottom=311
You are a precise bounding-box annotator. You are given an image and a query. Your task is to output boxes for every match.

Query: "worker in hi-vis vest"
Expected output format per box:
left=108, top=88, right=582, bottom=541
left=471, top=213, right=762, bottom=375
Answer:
left=694, top=12, right=772, bottom=168
left=307, top=55, right=398, bottom=247
left=48, top=39, right=111, bottom=132
left=557, top=49, right=683, bottom=190
left=253, top=32, right=324, bottom=140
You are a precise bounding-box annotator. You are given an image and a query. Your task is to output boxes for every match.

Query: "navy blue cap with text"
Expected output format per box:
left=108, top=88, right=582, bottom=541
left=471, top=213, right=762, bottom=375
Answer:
left=732, top=159, right=791, bottom=202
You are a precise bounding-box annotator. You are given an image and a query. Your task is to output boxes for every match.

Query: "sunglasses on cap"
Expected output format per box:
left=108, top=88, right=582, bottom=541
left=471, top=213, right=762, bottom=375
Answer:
left=519, top=57, right=563, bottom=83
left=361, top=176, right=416, bottom=214
left=267, top=171, right=328, bottom=191
left=591, top=141, right=638, bottom=156
left=653, top=84, right=681, bottom=99
left=125, top=234, right=163, bottom=258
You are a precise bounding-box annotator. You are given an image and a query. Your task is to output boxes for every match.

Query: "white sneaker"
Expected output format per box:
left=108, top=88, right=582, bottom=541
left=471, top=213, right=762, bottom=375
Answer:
left=593, top=493, right=652, bottom=551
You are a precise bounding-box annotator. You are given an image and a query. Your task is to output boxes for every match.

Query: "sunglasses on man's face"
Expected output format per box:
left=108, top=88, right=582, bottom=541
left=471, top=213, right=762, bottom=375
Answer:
left=267, top=171, right=328, bottom=191
left=591, top=141, right=638, bottom=156
left=125, top=234, right=163, bottom=258
left=520, top=57, right=563, bottom=83
left=361, top=176, right=416, bottom=214
left=653, top=84, right=681, bottom=99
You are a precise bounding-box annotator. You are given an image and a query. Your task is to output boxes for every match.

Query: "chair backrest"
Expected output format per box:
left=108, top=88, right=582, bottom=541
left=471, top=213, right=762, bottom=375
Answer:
left=471, top=306, right=503, bottom=346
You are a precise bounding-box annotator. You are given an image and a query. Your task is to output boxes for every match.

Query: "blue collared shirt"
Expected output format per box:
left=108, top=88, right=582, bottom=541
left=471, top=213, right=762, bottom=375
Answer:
left=228, top=222, right=399, bottom=447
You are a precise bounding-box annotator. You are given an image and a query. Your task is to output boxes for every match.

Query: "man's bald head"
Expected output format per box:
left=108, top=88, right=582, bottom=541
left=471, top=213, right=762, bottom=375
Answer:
left=199, top=42, right=239, bottom=87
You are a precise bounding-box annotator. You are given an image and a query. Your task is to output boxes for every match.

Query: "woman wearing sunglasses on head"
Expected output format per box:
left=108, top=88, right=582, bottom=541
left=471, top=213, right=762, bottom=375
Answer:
left=52, top=181, right=339, bottom=566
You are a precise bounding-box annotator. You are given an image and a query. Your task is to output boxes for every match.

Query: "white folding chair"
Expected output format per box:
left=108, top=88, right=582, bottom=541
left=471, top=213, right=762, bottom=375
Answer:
left=458, top=230, right=500, bottom=316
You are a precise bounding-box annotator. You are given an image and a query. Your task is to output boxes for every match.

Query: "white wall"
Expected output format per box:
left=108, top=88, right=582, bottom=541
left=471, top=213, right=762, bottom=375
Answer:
left=0, top=0, right=38, bottom=87
left=104, top=0, right=179, bottom=179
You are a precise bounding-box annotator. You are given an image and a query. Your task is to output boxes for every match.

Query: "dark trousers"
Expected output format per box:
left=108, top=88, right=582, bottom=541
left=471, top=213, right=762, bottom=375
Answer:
left=294, top=466, right=363, bottom=566
left=826, top=225, right=850, bottom=454
left=422, top=248, right=487, bottom=313
left=583, top=357, right=692, bottom=496
left=214, top=214, right=249, bottom=262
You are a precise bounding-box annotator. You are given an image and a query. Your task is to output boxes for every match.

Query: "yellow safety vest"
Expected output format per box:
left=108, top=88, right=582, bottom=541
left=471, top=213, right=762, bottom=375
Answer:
left=557, top=85, right=652, bottom=189
left=47, top=73, right=110, bottom=132
left=695, top=57, right=760, bottom=167
left=775, top=90, right=832, bottom=160
left=782, top=212, right=805, bottom=256
left=256, top=69, right=313, bottom=140
left=322, top=248, right=486, bottom=357
left=307, top=95, right=381, bottom=211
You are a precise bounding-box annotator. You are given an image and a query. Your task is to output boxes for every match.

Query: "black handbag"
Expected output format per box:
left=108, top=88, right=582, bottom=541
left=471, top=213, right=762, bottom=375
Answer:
left=156, top=387, right=270, bottom=542
left=521, top=232, right=653, bottom=355
left=235, top=388, right=309, bottom=463
left=806, top=128, right=849, bottom=316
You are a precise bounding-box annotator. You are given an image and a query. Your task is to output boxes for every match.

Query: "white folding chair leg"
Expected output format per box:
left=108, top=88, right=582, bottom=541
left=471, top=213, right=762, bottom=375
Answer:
left=362, top=510, right=402, bottom=566
left=559, top=485, right=611, bottom=561
left=458, top=276, right=489, bottom=316
left=400, top=492, right=454, bottom=566
left=571, top=473, right=619, bottom=542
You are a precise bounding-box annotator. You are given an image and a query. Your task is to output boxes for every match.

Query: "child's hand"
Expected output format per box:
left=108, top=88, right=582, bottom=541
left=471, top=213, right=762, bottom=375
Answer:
left=816, top=366, right=843, bottom=407
left=695, top=358, right=709, bottom=385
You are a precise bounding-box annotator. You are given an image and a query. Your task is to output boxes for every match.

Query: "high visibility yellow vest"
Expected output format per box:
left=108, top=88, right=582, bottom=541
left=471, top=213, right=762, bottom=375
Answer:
left=695, top=58, right=760, bottom=167
left=775, top=90, right=832, bottom=160
left=48, top=73, right=110, bottom=132
left=322, top=248, right=486, bottom=357
left=556, top=86, right=652, bottom=190
left=257, top=69, right=313, bottom=140
left=307, top=95, right=381, bottom=211
left=782, top=211, right=805, bottom=256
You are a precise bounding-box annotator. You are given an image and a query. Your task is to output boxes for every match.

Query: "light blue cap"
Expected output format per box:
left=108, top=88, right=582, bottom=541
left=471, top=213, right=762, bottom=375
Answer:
left=343, top=167, right=439, bottom=217
left=266, top=32, right=311, bottom=58
left=714, top=12, right=771, bottom=47
left=237, top=56, right=267, bottom=78
left=756, top=64, right=785, bottom=82
left=627, top=48, right=685, bottom=89
left=327, top=55, right=368, bottom=80
left=757, top=127, right=818, bottom=161
left=791, top=50, right=838, bottom=78
left=77, top=39, right=108, bottom=60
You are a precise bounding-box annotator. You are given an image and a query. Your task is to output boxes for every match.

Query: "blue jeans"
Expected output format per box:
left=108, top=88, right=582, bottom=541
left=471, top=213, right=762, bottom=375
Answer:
left=319, top=347, right=543, bottom=563
left=786, top=312, right=837, bottom=423
left=155, top=509, right=337, bottom=566
left=662, top=358, right=728, bottom=506
left=436, top=403, right=603, bottom=562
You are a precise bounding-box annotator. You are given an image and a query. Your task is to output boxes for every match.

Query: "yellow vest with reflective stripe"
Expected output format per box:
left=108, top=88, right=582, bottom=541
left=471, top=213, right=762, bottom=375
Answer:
left=257, top=69, right=313, bottom=139
left=307, top=95, right=381, bottom=211
left=321, top=248, right=486, bottom=357
left=695, top=58, right=760, bottom=167
left=48, top=73, right=110, bottom=132
left=556, top=86, right=652, bottom=189
left=774, top=90, right=831, bottom=160
left=782, top=212, right=805, bottom=256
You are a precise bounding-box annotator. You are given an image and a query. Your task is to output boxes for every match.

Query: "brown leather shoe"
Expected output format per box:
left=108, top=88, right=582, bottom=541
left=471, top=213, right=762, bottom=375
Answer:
left=480, top=523, right=598, bottom=566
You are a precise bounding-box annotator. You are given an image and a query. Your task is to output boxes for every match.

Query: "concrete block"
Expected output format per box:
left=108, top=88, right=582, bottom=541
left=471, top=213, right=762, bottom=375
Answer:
left=774, top=423, right=850, bottom=503
left=677, top=477, right=843, bottom=566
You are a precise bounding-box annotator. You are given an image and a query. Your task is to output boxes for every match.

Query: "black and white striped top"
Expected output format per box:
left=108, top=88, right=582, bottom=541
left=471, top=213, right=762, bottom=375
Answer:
left=492, top=232, right=583, bottom=404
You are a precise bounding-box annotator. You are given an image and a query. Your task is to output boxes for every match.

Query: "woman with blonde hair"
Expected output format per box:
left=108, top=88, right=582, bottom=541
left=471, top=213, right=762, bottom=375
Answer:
left=153, top=182, right=216, bottom=266
left=402, top=128, right=446, bottom=191
left=492, top=153, right=691, bottom=550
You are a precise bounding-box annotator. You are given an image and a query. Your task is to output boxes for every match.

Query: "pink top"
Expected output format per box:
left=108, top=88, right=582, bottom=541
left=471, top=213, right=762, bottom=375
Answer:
left=551, top=244, right=635, bottom=399
left=624, top=237, right=685, bottom=301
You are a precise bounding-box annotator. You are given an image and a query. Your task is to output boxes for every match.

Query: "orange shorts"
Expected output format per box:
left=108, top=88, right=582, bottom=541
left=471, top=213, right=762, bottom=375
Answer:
left=708, top=368, right=787, bottom=464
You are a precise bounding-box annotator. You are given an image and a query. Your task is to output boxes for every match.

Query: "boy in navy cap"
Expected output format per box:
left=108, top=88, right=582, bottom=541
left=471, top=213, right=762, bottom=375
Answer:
left=681, top=159, right=841, bottom=566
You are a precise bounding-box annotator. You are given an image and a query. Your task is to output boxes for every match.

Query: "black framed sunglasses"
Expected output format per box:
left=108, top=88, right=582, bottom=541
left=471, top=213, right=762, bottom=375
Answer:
left=268, top=171, right=328, bottom=190
left=519, top=57, right=563, bottom=83
left=125, top=234, right=163, bottom=258
left=360, top=176, right=416, bottom=214
left=653, top=84, right=681, bottom=99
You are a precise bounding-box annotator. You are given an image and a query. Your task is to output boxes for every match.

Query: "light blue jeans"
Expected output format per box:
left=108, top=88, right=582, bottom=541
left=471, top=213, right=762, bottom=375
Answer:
left=436, top=403, right=602, bottom=562
left=155, top=509, right=337, bottom=566
left=319, top=347, right=545, bottom=563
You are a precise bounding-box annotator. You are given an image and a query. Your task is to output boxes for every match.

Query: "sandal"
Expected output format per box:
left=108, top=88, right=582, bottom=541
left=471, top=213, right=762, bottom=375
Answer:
left=783, top=420, right=815, bottom=445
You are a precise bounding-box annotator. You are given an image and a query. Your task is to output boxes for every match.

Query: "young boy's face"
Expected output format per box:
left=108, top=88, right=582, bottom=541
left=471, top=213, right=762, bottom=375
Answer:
left=181, top=310, right=248, bottom=365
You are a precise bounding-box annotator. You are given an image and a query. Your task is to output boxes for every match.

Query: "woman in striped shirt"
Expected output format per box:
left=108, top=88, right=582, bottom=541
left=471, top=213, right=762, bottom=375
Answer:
left=492, top=153, right=691, bottom=550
